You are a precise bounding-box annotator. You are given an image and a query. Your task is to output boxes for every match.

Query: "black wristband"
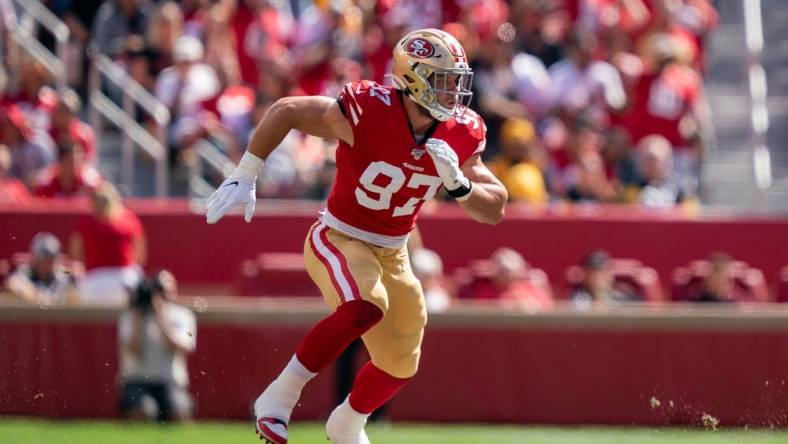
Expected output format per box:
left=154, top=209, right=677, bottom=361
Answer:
left=446, top=181, right=472, bottom=200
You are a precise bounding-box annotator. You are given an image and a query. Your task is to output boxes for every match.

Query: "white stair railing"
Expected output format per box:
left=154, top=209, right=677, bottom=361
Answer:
left=189, top=138, right=236, bottom=198
left=87, top=48, right=171, bottom=197
left=10, top=0, right=68, bottom=89
left=743, top=0, right=771, bottom=190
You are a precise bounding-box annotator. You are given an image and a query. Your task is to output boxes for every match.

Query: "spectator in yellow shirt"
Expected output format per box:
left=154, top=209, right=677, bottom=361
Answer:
left=486, top=118, right=548, bottom=203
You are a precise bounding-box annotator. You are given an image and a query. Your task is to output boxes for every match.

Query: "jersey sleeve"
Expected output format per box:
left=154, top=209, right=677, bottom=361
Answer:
left=337, top=81, right=369, bottom=129
left=452, top=108, right=487, bottom=164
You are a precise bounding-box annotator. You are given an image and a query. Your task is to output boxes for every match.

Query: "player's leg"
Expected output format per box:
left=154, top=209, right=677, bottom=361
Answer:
left=255, top=223, right=388, bottom=443
left=327, top=247, right=427, bottom=443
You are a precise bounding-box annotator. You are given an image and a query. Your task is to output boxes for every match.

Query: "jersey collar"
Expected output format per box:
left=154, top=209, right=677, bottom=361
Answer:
left=397, top=90, right=440, bottom=146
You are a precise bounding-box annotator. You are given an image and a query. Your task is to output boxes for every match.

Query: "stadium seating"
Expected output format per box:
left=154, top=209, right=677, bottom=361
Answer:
left=671, top=260, right=770, bottom=302
left=563, top=258, right=665, bottom=302
left=777, top=266, right=788, bottom=303
left=234, top=252, right=319, bottom=297
left=454, top=258, right=552, bottom=301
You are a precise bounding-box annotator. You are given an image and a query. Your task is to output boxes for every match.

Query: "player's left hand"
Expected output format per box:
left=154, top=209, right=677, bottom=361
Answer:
left=425, top=138, right=470, bottom=192
left=205, top=175, right=256, bottom=224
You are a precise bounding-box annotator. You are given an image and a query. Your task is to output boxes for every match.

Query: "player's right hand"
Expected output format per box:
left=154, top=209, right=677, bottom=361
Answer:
left=205, top=175, right=256, bottom=224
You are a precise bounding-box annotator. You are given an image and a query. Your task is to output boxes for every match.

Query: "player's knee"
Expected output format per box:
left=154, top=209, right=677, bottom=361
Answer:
left=340, top=300, right=384, bottom=332
left=389, top=350, right=421, bottom=379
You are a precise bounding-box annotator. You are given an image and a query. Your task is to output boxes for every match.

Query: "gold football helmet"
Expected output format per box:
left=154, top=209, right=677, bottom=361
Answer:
left=391, top=28, right=473, bottom=121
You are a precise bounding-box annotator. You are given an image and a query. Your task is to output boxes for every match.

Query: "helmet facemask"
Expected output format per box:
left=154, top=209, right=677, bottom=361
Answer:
left=414, top=64, right=474, bottom=121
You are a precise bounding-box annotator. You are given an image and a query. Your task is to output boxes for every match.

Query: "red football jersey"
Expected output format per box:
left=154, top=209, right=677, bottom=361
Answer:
left=324, top=80, right=486, bottom=247
left=617, top=65, right=700, bottom=148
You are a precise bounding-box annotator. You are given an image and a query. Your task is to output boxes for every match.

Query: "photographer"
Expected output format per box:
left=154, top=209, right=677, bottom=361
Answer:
left=117, top=270, right=196, bottom=422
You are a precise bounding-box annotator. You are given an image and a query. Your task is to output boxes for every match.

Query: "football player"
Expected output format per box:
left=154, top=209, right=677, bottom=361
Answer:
left=206, top=28, right=507, bottom=444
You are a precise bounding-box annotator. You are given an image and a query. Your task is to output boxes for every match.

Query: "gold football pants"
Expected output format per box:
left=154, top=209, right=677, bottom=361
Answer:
left=303, top=221, right=427, bottom=378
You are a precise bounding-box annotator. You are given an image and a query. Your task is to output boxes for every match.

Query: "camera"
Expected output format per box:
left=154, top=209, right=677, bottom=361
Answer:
left=132, top=278, right=164, bottom=312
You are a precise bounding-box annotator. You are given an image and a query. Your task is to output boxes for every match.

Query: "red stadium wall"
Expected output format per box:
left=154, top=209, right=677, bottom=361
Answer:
left=1, top=307, right=787, bottom=426
left=1, top=200, right=787, bottom=294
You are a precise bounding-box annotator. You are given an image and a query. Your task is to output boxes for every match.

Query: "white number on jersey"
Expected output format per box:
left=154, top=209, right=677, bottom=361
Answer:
left=368, top=82, right=392, bottom=106
left=355, top=161, right=442, bottom=216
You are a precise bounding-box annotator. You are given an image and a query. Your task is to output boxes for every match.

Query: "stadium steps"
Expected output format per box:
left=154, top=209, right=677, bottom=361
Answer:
left=95, top=129, right=191, bottom=197
left=95, top=129, right=190, bottom=197
left=702, top=0, right=788, bottom=210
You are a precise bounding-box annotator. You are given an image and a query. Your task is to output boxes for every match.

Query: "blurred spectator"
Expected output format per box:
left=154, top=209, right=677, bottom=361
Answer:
left=48, top=88, right=97, bottom=164
left=69, top=183, right=146, bottom=306
left=511, top=0, right=565, bottom=67
left=617, top=33, right=704, bottom=197
left=684, top=252, right=736, bottom=303
left=118, top=270, right=196, bottom=422
left=625, top=134, right=686, bottom=207
left=475, top=26, right=538, bottom=146
left=123, top=38, right=158, bottom=92
left=4, top=232, right=77, bottom=306
left=93, top=0, right=154, bottom=57
left=203, top=1, right=241, bottom=87
left=2, top=104, right=55, bottom=187
left=0, top=0, right=14, bottom=63
left=600, top=126, right=639, bottom=194
left=567, top=250, right=637, bottom=308
left=53, top=0, right=105, bottom=89
left=549, top=30, right=625, bottom=128
left=460, top=248, right=553, bottom=311
left=154, top=35, right=220, bottom=151
left=486, top=118, right=548, bottom=203
left=556, top=118, right=618, bottom=202
left=411, top=248, right=451, bottom=313
left=3, top=59, right=55, bottom=132
left=0, top=144, right=30, bottom=204
left=145, top=1, right=184, bottom=74
left=35, top=140, right=103, bottom=199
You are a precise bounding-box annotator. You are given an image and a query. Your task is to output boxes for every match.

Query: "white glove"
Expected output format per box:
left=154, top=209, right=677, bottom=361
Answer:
left=425, top=138, right=472, bottom=200
left=206, top=151, right=262, bottom=224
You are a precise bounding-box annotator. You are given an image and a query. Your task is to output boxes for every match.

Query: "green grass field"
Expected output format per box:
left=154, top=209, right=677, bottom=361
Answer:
left=1, top=419, right=787, bottom=444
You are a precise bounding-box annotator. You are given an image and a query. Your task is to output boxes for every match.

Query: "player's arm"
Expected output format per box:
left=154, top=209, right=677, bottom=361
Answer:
left=247, top=96, right=352, bottom=160
left=206, top=96, right=351, bottom=224
left=456, top=154, right=507, bottom=224
left=425, top=139, right=507, bottom=225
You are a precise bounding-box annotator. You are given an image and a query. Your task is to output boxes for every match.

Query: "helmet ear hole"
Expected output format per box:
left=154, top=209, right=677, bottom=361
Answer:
left=403, top=74, right=415, bottom=84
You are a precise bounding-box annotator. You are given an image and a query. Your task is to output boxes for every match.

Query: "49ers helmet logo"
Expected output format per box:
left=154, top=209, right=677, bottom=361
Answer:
left=404, top=38, right=435, bottom=58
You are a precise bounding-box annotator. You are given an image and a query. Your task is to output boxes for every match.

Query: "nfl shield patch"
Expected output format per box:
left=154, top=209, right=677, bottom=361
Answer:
left=411, top=148, right=426, bottom=160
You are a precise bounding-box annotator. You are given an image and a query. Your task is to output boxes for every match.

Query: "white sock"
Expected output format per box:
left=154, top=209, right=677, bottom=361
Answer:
left=328, top=397, right=371, bottom=435
left=256, top=355, right=317, bottom=422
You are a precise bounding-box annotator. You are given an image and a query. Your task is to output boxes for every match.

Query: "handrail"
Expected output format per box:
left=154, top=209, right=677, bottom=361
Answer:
left=743, top=0, right=771, bottom=190
left=90, top=94, right=165, bottom=160
left=7, top=26, right=63, bottom=79
left=189, top=139, right=236, bottom=197
left=88, top=47, right=170, bottom=197
left=92, top=51, right=171, bottom=126
left=11, top=0, right=68, bottom=41
left=90, top=93, right=169, bottom=197
left=194, top=139, right=236, bottom=176
left=11, top=0, right=69, bottom=90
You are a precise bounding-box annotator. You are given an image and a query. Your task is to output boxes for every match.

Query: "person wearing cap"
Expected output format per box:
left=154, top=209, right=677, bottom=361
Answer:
left=5, top=232, right=77, bottom=306
left=566, top=250, right=635, bottom=307
left=154, top=35, right=220, bottom=150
